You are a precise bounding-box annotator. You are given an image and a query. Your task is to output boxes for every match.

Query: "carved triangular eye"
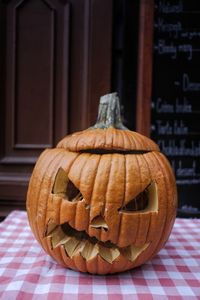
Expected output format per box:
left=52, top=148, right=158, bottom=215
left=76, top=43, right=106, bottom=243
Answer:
left=52, top=168, right=83, bottom=202
left=121, top=191, right=148, bottom=212
left=52, top=168, right=68, bottom=196
left=120, top=182, right=158, bottom=213
left=67, top=180, right=82, bottom=201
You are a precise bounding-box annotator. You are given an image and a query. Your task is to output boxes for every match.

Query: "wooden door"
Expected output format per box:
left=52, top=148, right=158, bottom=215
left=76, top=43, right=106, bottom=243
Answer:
left=0, top=0, right=112, bottom=218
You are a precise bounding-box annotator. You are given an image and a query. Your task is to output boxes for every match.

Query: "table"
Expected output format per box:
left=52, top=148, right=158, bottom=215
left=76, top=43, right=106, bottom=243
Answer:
left=0, top=211, right=199, bottom=299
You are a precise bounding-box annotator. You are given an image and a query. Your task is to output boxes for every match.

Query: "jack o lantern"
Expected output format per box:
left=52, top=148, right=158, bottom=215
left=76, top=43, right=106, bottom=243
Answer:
left=26, top=93, right=177, bottom=274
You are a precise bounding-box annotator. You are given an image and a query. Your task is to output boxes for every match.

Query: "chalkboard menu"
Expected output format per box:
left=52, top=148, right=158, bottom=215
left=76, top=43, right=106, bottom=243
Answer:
left=151, top=0, right=200, bottom=217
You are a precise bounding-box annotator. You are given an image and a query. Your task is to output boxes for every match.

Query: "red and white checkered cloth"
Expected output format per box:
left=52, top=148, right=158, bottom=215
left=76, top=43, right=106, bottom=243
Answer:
left=0, top=211, right=199, bottom=300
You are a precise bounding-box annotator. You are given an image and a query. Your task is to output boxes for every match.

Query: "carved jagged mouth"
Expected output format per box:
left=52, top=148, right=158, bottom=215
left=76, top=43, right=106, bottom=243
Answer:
left=46, top=222, right=149, bottom=264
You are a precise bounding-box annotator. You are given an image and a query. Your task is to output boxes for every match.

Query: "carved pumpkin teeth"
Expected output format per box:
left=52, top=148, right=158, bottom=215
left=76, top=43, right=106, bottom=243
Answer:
left=81, top=241, right=99, bottom=260
left=90, top=215, right=109, bottom=230
left=120, top=244, right=149, bottom=262
left=45, top=222, right=58, bottom=236
left=47, top=223, right=148, bottom=263
left=98, top=244, right=120, bottom=263
left=49, top=226, right=66, bottom=248
left=72, top=240, right=86, bottom=257
left=64, top=237, right=80, bottom=258
left=53, top=235, right=72, bottom=247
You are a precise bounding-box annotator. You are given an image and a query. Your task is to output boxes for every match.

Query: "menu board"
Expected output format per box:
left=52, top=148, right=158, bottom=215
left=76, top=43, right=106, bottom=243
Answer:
left=151, top=0, right=200, bottom=216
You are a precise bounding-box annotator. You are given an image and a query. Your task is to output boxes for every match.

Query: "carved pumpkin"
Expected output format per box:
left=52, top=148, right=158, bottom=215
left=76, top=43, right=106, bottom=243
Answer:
left=26, top=93, right=177, bottom=274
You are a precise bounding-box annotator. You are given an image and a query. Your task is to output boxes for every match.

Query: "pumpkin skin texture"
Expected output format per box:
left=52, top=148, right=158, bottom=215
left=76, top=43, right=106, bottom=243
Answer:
left=26, top=93, right=177, bottom=274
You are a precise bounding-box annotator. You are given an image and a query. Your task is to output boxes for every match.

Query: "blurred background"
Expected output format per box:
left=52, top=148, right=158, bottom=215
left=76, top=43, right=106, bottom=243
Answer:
left=0, top=0, right=199, bottom=219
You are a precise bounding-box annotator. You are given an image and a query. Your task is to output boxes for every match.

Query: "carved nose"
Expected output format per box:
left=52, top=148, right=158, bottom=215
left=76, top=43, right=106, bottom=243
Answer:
left=90, top=215, right=108, bottom=231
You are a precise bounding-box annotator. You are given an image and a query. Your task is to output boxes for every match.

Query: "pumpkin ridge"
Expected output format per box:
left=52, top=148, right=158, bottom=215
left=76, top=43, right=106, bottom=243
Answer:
left=106, top=127, right=114, bottom=149
left=56, top=197, right=64, bottom=264
left=136, top=156, right=158, bottom=244
left=147, top=152, right=168, bottom=252
left=134, top=155, right=142, bottom=246
left=101, top=154, right=113, bottom=242
left=140, top=154, right=155, bottom=245
left=121, top=129, right=129, bottom=152
left=136, top=155, right=142, bottom=201
left=130, top=130, right=141, bottom=149
left=143, top=212, right=151, bottom=245
left=141, top=153, right=158, bottom=244
left=37, top=152, right=57, bottom=241
left=141, top=151, right=152, bottom=181
left=73, top=155, right=92, bottom=229
left=83, top=154, right=102, bottom=224
left=33, top=150, right=60, bottom=240
left=75, top=133, right=83, bottom=150
left=99, top=155, right=113, bottom=244
left=153, top=152, right=177, bottom=247
left=27, top=149, right=50, bottom=234
left=115, top=155, right=126, bottom=246
left=38, top=151, right=63, bottom=248
left=134, top=214, right=141, bottom=246
left=122, top=154, right=127, bottom=210
left=103, top=154, right=112, bottom=205
left=86, top=155, right=103, bottom=207
left=154, top=152, right=170, bottom=255
left=112, top=130, right=125, bottom=150
left=123, top=154, right=129, bottom=207
left=125, top=130, right=136, bottom=149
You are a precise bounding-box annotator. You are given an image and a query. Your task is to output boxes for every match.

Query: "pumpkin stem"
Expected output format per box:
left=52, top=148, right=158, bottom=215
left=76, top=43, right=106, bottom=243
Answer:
left=93, top=92, right=128, bottom=130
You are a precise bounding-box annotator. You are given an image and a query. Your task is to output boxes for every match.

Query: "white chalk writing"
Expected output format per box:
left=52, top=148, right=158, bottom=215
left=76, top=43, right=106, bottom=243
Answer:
left=176, top=179, right=200, bottom=185
left=176, top=160, right=198, bottom=177
left=155, top=98, right=174, bottom=113
left=158, top=0, right=183, bottom=14
left=182, top=73, right=200, bottom=91
left=181, top=31, right=200, bottom=40
left=153, top=0, right=200, bottom=191
left=154, top=40, right=193, bottom=60
left=176, top=97, right=192, bottom=113
left=155, top=18, right=182, bottom=38
left=158, top=139, right=200, bottom=156
left=154, top=97, right=192, bottom=113
left=155, top=120, right=188, bottom=135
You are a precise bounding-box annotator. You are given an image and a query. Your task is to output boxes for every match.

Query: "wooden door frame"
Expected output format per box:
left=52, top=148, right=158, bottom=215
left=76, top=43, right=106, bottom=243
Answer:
left=136, top=0, right=154, bottom=137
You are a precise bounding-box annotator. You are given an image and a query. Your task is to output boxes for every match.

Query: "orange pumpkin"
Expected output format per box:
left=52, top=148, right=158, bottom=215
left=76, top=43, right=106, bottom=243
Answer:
left=26, top=93, right=177, bottom=274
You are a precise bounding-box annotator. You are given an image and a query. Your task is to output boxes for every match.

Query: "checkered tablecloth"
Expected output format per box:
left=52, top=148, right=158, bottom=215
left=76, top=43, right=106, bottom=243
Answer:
left=0, top=211, right=199, bottom=300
